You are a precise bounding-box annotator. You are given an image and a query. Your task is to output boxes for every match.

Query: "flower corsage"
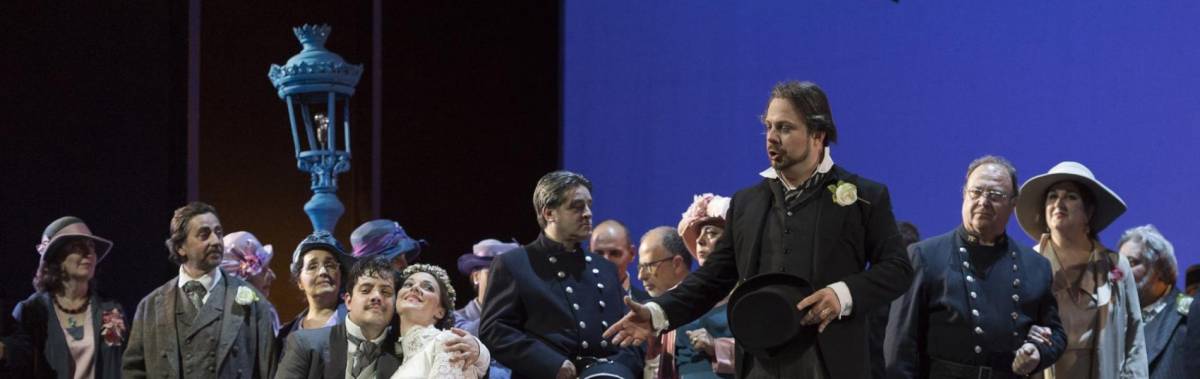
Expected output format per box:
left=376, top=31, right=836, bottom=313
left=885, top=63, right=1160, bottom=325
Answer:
left=827, top=181, right=869, bottom=206
left=235, top=286, right=260, bottom=306
left=100, top=308, right=126, bottom=346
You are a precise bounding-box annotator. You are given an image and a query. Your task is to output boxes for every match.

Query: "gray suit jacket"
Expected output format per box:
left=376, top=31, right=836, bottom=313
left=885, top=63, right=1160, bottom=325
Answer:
left=1145, top=288, right=1189, bottom=379
left=275, top=322, right=401, bottom=379
left=122, top=271, right=276, bottom=379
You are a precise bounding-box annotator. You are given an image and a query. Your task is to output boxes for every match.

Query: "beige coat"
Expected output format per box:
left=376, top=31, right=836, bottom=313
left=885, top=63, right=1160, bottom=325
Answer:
left=1038, top=238, right=1148, bottom=379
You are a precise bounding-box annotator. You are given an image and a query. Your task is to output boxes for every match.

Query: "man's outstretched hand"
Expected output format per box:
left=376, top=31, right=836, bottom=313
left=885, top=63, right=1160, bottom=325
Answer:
left=602, top=296, right=656, bottom=347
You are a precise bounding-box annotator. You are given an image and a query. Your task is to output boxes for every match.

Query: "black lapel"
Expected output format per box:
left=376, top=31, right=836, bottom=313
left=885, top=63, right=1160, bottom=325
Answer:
left=41, top=294, right=69, bottom=373
left=91, top=295, right=105, bottom=373
left=811, top=167, right=850, bottom=284
left=326, top=323, right=349, bottom=379
left=740, top=180, right=773, bottom=279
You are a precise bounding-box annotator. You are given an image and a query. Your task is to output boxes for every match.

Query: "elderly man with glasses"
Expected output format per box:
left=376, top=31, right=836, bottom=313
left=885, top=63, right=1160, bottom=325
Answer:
left=636, top=227, right=693, bottom=379
left=885, top=156, right=1066, bottom=378
left=1117, top=225, right=1191, bottom=379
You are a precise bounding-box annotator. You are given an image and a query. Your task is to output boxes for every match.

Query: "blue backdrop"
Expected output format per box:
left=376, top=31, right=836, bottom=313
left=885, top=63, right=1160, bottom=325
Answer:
left=564, top=2, right=1200, bottom=289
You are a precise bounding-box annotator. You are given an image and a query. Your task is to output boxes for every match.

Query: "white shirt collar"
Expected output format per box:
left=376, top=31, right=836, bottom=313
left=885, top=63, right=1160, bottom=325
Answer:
left=758, top=147, right=835, bottom=189
left=1142, top=291, right=1171, bottom=322
left=344, top=314, right=389, bottom=344
left=177, top=266, right=222, bottom=293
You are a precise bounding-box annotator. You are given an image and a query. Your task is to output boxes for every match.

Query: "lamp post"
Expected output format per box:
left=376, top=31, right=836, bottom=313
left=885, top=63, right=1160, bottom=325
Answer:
left=268, top=24, right=363, bottom=233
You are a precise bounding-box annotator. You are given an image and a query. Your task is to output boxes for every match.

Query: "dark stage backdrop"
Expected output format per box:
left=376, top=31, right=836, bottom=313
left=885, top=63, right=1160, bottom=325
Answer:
left=4, top=1, right=561, bottom=318
left=564, top=2, right=1200, bottom=289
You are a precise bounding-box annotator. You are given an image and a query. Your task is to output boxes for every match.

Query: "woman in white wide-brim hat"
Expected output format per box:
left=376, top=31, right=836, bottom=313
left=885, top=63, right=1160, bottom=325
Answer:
left=1015, top=161, right=1147, bottom=378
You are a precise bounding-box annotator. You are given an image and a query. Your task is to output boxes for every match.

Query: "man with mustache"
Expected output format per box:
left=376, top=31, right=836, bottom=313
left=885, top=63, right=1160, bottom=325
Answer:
left=276, top=256, right=405, bottom=379
left=481, top=171, right=643, bottom=379
left=605, top=81, right=913, bottom=378
left=885, top=156, right=1066, bottom=378
left=122, top=202, right=276, bottom=378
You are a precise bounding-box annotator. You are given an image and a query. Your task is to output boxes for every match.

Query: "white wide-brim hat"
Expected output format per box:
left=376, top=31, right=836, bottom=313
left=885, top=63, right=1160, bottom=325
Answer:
left=1015, top=161, right=1126, bottom=241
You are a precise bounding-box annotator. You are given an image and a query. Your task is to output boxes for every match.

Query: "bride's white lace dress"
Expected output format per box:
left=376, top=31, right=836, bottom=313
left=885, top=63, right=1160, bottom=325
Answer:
left=390, top=325, right=490, bottom=379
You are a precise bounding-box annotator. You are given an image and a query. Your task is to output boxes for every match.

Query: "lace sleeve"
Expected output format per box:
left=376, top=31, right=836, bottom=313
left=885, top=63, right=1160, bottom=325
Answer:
left=427, top=332, right=468, bottom=379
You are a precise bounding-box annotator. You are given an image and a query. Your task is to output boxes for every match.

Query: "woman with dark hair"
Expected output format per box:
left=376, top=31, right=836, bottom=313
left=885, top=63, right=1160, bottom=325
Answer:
left=1016, top=162, right=1147, bottom=378
left=6, top=217, right=127, bottom=378
left=276, top=231, right=351, bottom=355
left=392, top=264, right=490, bottom=379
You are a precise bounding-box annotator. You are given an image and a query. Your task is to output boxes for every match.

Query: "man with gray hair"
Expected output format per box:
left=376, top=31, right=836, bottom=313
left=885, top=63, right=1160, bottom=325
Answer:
left=1117, top=224, right=1191, bottom=379
left=636, top=226, right=693, bottom=379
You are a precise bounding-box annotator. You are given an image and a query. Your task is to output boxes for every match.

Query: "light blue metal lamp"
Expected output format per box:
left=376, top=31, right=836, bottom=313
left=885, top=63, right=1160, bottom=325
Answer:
left=268, top=24, right=363, bottom=233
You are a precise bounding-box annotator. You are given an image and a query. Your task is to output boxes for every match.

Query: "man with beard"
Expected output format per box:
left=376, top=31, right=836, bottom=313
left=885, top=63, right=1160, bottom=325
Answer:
left=605, top=81, right=913, bottom=378
left=276, top=256, right=404, bottom=379
left=1116, top=225, right=1191, bottom=379
left=636, top=227, right=692, bottom=379
left=123, top=202, right=276, bottom=378
left=481, top=171, right=643, bottom=379
left=885, top=156, right=1066, bottom=378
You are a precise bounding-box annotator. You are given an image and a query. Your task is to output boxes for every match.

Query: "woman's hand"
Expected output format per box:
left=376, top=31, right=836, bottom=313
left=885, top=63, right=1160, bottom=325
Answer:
left=686, top=329, right=716, bottom=356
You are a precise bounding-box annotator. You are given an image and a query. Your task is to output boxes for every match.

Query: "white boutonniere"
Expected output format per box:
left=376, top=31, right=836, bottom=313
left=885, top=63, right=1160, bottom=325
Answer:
left=235, top=286, right=259, bottom=306
left=827, top=181, right=869, bottom=206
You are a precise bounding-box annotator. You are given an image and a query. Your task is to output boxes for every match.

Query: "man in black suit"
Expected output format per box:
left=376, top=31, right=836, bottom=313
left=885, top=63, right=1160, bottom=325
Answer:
left=1116, top=225, right=1191, bottom=379
left=885, top=156, right=1066, bottom=378
left=276, top=256, right=403, bottom=379
left=605, top=81, right=914, bottom=378
left=481, top=171, right=643, bottom=379
left=592, top=219, right=652, bottom=302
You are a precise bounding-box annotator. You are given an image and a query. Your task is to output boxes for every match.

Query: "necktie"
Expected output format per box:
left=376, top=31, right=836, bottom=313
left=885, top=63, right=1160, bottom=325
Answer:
left=349, top=335, right=381, bottom=378
left=657, top=330, right=677, bottom=379
left=182, top=280, right=206, bottom=313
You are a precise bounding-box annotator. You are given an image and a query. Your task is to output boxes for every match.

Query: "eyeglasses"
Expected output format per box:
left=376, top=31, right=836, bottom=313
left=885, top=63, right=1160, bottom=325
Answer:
left=304, top=261, right=340, bottom=273
left=965, top=187, right=1011, bottom=202
left=637, top=255, right=677, bottom=275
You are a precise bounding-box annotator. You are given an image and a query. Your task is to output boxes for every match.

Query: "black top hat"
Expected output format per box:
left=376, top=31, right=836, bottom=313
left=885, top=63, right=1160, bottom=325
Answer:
left=727, top=272, right=817, bottom=358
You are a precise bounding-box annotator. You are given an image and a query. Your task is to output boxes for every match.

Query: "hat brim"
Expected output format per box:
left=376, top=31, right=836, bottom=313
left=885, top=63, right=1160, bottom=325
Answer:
left=1016, top=171, right=1126, bottom=242
left=42, top=234, right=113, bottom=264
left=371, top=239, right=426, bottom=263
left=727, top=272, right=815, bottom=356
left=457, top=254, right=493, bottom=276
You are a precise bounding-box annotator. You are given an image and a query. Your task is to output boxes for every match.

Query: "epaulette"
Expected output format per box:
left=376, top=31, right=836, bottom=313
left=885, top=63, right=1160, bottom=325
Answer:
left=1176, top=293, right=1193, bottom=316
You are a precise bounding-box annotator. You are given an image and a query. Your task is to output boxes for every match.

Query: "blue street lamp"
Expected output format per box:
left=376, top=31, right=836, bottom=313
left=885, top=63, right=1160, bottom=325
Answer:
left=268, top=24, right=363, bottom=233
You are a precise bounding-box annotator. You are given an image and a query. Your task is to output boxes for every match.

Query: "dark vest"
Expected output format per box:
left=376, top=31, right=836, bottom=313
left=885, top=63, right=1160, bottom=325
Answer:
left=175, top=282, right=224, bottom=378
left=759, top=177, right=829, bottom=280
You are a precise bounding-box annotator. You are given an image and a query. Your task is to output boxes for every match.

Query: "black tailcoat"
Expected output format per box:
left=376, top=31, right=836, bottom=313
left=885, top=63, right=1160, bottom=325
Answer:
left=653, top=165, right=914, bottom=378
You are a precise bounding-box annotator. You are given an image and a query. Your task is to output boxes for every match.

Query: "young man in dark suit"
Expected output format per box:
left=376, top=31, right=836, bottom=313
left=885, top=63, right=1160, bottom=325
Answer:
left=122, top=202, right=276, bottom=378
left=606, top=81, right=914, bottom=378
left=275, top=256, right=403, bottom=379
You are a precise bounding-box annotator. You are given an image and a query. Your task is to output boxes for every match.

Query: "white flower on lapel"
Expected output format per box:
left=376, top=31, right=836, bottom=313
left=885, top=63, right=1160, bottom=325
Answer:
left=235, top=286, right=259, bottom=306
left=827, top=181, right=860, bottom=206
